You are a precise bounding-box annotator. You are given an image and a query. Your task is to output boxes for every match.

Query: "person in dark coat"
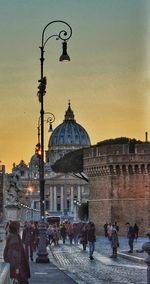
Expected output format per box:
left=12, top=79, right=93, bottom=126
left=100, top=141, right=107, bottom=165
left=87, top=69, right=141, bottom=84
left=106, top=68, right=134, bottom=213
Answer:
left=103, top=222, right=108, bottom=237
left=126, top=222, right=135, bottom=253
left=73, top=223, right=79, bottom=245
left=80, top=224, right=88, bottom=251
left=22, top=221, right=36, bottom=261
left=110, top=225, right=119, bottom=258
left=87, top=221, right=96, bottom=260
left=60, top=224, right=67, bottom=244
left=3, top=221, right=30, bottom=284
left=67, top=223, right=74, bottom=245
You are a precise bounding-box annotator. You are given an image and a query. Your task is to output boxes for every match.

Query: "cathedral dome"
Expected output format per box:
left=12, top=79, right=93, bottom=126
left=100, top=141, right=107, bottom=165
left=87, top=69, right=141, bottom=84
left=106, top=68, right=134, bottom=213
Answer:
left=48, top=103, right=91, bottom=147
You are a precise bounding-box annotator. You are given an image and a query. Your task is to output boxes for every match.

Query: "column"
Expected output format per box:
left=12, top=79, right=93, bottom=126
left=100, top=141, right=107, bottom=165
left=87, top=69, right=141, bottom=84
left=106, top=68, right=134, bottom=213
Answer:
left=71, top=186, right=74, bottom=212
left=53, top=186, right=57, bottom=211
left=61, top=186, right=64, bottom=212
left=77, top=186, right=81, bottom=202
left=49, top=186, right=53, bottom=211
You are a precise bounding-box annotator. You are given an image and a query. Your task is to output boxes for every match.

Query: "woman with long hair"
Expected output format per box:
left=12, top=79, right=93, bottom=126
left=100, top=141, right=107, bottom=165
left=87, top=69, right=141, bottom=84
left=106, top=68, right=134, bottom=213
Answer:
left=3, top=220, right=30, bottom=284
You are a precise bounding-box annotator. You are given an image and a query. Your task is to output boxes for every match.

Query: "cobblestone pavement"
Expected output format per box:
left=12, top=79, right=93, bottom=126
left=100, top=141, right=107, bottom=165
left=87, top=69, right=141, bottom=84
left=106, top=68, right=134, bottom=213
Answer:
left=48, top=236, right=148, bottom=284
left=0, top=227, right=148, bottom=284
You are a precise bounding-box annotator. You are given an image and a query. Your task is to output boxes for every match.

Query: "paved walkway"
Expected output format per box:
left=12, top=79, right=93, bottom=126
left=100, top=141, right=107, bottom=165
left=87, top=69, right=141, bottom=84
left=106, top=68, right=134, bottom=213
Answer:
left=29, top=261, right=76, bottom=284
left=0, top=227, right=76, bottom=284
left=95, top=235, right=148, bottom=264
left=0, top=227, right=149, bottom=284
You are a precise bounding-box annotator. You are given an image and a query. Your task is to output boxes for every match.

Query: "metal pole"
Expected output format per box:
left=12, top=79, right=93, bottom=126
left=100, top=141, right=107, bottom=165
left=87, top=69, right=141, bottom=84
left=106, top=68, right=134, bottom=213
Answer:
left=36, top=45, right=49, bottom=263
left=36, top=20, right=72, bottom=263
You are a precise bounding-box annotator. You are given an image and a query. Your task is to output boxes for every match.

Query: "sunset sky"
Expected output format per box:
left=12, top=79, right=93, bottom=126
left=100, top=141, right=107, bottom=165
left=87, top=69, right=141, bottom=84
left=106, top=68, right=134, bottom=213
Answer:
left=0, top=0, right=150, bottom=172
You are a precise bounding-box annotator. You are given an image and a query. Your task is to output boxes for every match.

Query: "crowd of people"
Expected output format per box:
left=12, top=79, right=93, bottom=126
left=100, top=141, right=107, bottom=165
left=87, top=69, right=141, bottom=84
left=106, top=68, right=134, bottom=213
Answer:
left=3, top=219, right=141, bottom=283
left=103, top=221, right=139, bottom=258
left=3, top=220, right=96, bottom=283
left=47, top=221, right=96, bottom=260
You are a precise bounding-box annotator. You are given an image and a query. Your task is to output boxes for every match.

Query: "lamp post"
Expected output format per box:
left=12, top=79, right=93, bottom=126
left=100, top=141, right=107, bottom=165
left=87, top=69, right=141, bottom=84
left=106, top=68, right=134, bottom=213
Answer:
left=36, top=20, right=72, bottom=263
left=37, top=112, right=55, bottom=145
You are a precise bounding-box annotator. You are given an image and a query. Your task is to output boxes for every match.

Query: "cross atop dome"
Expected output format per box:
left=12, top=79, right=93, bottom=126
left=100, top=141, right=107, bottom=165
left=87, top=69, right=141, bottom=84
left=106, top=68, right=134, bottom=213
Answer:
left=64, top=100, right=76, bottom=121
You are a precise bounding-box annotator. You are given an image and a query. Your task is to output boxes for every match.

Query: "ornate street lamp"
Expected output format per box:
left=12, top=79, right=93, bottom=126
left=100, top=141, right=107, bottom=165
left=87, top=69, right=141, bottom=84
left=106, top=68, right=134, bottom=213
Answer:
left=37, top=112, right=55, bottom=145
left=36, top=20, right=72, bottom=263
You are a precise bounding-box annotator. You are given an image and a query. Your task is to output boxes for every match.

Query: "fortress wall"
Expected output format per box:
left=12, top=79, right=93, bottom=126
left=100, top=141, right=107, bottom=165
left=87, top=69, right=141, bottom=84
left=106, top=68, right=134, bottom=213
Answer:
left=88, top=174, right=150, bottom=235
left=84, top=143, right=150, bottom=236
left=89, top=175, right=150, bottom=235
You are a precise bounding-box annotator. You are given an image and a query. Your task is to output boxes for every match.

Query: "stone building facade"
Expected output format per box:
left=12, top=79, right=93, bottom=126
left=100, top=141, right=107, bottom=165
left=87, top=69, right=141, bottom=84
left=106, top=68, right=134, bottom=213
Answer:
left=83, top=142, right=150, bottom=235
left=9, top=103, right=90, bottom=221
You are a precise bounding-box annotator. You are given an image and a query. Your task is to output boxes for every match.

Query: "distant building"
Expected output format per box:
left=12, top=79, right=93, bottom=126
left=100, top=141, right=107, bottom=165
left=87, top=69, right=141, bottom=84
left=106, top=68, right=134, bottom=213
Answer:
left=11, top=103, right=90, bottom=221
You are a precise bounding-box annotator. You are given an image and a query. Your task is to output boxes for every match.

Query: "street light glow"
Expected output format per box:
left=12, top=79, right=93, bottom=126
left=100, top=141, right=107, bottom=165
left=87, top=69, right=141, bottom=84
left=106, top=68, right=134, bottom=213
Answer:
left=27, top=186, right=33, bottom=193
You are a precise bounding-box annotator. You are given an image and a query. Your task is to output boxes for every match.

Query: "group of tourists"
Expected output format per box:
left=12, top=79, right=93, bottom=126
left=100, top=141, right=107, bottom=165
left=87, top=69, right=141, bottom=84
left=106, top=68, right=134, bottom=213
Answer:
left=103, top=221, right=139, bottom=258
left=3, top=219, right=96, bottom=283
left=3, top=218, right=141, bottom=283
left=47, top=221, right=96, bottom=260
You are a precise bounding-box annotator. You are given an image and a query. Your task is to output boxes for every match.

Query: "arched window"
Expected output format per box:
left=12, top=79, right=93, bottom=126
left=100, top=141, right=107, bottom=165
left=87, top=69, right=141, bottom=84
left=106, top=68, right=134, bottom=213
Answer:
left=141, top=164, right=145, bottom=174
left=128, top=165, right=133, bottom=174
left=122, top=165, right=126, bottom=174
left=109, top=165, right=114, bottom=175
left=147, top=164, right=150, bottom=174
left=116, top=165, right=121, bottom=175
left=135, top=165, right=139, bottom=174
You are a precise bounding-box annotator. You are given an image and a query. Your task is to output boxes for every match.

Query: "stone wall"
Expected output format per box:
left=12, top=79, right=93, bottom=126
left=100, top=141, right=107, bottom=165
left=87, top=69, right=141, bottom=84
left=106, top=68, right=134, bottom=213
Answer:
left=84, top=143, right=150, bottom=235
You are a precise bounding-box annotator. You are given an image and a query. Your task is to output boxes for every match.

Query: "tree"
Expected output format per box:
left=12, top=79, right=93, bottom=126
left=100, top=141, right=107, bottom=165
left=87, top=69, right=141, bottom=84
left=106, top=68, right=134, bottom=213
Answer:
left=97, top=137, right=142, bottom=146
left=51, top=148, right=89, bottom=182
left=51, top=137, right=143, bottom=181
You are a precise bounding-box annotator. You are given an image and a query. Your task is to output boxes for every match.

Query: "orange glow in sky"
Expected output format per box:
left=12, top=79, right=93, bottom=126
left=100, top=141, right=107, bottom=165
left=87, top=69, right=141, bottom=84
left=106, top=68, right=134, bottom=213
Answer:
left=0, top=0, right=149, bottom=172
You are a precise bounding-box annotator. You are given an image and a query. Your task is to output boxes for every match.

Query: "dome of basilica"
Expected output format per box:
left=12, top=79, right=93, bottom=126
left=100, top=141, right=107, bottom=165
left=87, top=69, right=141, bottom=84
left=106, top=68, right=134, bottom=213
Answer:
left=48, top=103, right=91, bottom=147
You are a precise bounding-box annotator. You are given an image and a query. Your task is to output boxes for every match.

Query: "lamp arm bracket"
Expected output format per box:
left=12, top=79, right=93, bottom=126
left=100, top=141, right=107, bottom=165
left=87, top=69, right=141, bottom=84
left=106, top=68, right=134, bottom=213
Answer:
left=42, top=20, right=72, bottom=48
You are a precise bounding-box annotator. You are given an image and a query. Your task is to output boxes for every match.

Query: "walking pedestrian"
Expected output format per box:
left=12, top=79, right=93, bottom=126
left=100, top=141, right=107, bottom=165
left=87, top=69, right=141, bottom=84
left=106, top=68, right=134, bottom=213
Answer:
left=103, top=222, right=108, bottom=237
left=73, top=223, right=79, bottom=245
left=47, top=224, right=53, bottom=245
left=22, top=221, right=36, bottom=261
left=60, top=223, right=67, bottom=244
left=126, top=222, right=135, bottom=253
left=87, top=221, right=96, bottom=260
left=3, top=221, right=30, bottom=284
left=114, top=221, right=119, bottom=233
left=110, top=224, right=119, bottom=258
left=67, top=223, right=74, bottom=245
left=80, top=223, right=88, bottom=251
left=33, top=221, right=39, bottom=250
left=107, top=222, right=113, bottom=241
